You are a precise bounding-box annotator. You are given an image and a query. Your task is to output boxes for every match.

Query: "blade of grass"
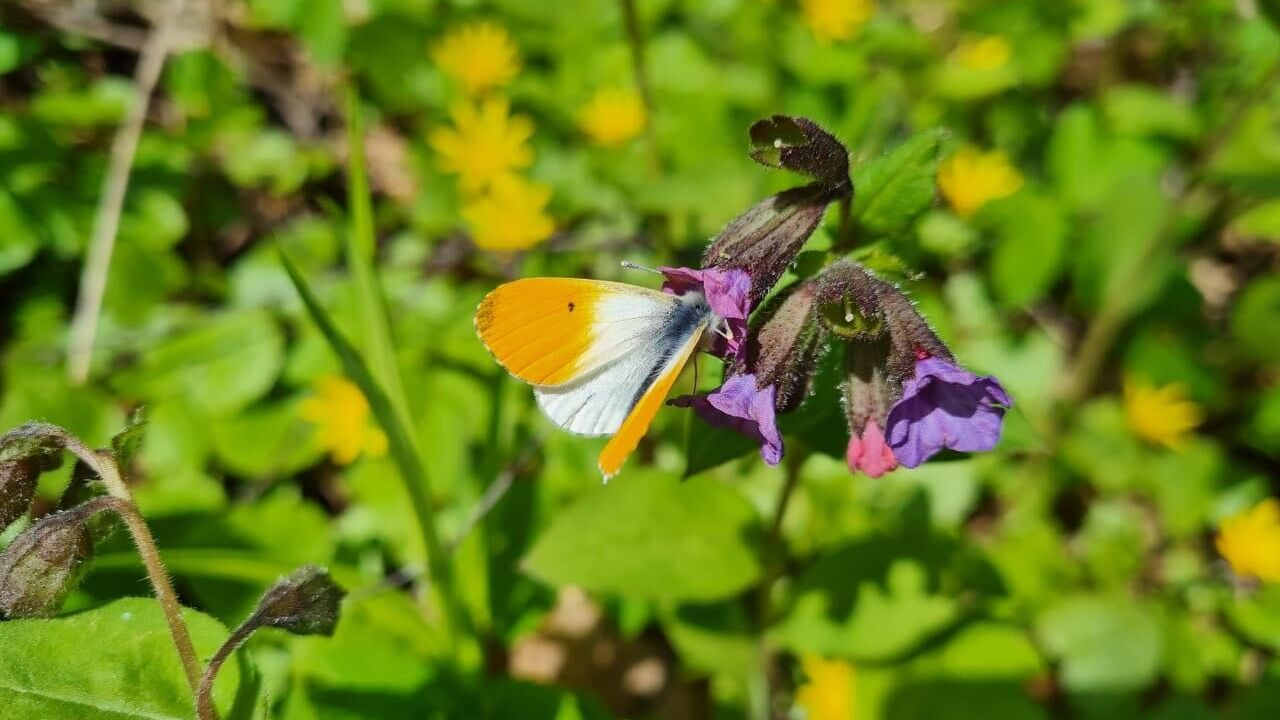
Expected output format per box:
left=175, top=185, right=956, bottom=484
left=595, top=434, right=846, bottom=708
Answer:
left=343, top=87, right=415, bottom=438
left=279, top=249, right=469, bottom=651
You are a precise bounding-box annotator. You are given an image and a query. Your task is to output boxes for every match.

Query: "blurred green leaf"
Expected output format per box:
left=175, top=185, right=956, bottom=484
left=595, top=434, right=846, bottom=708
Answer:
left=1225, top=585, right=1280, bottom=653
left=986, top=190, right=1066, bottom=307
left=772, top=537, right=960, bottom=661
left=115, top=310, right=284, bottom=417
left=1102, top=85, right=1201, bottom=141
left=0, top=597, right=258, bottom=718
left=1229, top=199, right=1280, bottom=242
left=852, top=129, right=942, bottom=235
left=523, top=474, right=762, bottom=601
left=1035, top=595, right=1162, bottom=693
left=1231, top=275, right=1280, bottom=363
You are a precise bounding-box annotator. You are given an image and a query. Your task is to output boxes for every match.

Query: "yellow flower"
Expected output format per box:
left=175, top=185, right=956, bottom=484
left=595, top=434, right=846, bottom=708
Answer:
left=579, top=89, right=646, bottom=146
left=801, top=0, right=875, bottom=44
left=431, top=22, right=521, bottom=96
left=794, top=655, right=856, bottom=720
left=1123, top=376, right=1204, bottom=450
left=952, top=35, right=1013, bottom=71
left=430, top=96, right=534, bottom=194
left=300, top=374, right=388, bottom=465
left=936, top=146, right=1023, bottom=218
left=463, top=174, right=554, bottom=251
left=1216, top=499, right=1280, bottom=583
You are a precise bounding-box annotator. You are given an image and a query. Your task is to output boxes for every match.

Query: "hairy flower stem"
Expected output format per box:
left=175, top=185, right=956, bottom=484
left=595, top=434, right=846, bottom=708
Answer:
left=195, top=622, right=254, bottom=720
left=57, top=433, right=204, bottom=697
left=752, top=453, right=804, bottom=720
left=618, top=0, right=661, bottom=173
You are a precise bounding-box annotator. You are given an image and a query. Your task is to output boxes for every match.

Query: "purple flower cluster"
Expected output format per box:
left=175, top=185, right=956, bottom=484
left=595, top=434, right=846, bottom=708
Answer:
left=658, top=258, right=1011, bottom=476
left=653, top=116, right=1010, bottom=477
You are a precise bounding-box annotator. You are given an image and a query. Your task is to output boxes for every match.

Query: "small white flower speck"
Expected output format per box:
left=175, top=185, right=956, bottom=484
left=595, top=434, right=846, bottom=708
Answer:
left=773, top=138, right=783, bottom=148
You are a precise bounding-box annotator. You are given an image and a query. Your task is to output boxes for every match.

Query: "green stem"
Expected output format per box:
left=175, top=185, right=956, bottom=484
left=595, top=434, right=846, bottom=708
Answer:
left=1059, top=58, right=1280, bottom=403
left=279, top=252, right=471, bottom=653
left=752, top=454, right=803, bottom=720
left=58, top=434, right=204, bottom=698
left=619, top=0, right=661, bottom=173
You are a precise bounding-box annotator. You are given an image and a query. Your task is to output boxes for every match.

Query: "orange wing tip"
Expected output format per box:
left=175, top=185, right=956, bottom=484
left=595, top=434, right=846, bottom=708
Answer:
left=598, top=460, right=621, bottom=484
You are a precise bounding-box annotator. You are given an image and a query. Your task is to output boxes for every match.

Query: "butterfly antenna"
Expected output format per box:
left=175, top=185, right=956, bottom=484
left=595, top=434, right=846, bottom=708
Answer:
left=620, top=260, right=661, bottom=275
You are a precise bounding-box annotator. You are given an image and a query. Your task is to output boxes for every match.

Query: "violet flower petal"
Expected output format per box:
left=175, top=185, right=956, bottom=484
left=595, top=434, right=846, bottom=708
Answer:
left=885, top=357, right=1011, bottom=468
left=659, top=266, right=752, bottom=357
left=671, top=373, right=783, bottom=466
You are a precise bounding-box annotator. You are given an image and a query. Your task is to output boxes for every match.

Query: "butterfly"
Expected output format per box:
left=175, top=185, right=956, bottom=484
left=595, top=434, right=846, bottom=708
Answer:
left=474, top=267, right=749, bottom=480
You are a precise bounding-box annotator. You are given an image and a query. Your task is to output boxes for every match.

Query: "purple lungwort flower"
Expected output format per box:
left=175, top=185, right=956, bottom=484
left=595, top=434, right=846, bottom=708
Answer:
left=671, top=373, right=783, bottom=465
left=659, top=266, right=752, bottom=357
left=885, top=355, right=1012, bottom=468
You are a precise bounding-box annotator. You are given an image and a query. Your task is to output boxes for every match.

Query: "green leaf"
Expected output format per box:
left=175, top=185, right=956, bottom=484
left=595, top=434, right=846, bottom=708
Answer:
left=1225, top=584, right=1280, bottom=653
left=110, top=407, right=148, bottom=471
left=1102, top=84, right=1201, bottom=141
left=523, top=474, right=763, bottom=601
left=115, top=311, right=284, bottom=417
left=987, top=190, right=1067, bottom=307
left=0, top=597, right=258, bottom=719
left=1232, top=275, right=1280, bottom=363
left=934, top=622, right=1045, bottom=679
left=1035, top=594, right=1162, bottom=693
left=772, top=536, right=961, bottom=661
left=851, top=130, right=942, bottom=235
left=1229, top=199, right=1280, bottom=242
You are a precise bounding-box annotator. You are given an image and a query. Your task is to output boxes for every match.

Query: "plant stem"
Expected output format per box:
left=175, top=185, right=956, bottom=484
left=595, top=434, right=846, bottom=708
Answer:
left=752, top=455, right=803, bottom=720
left=58, top=433, right=204, bottom=697
left=1059, top=57, right=1280, bottom=403
left=278, top=252, right=472, bottom=654
left=66, top=0, right=190, bottom=384
left=619, top=0, right=661, bottom=173
left=195, top=622, right=255, bottom=720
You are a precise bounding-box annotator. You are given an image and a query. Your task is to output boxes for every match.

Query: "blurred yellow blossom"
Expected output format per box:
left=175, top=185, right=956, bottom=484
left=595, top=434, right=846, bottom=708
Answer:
left=952, top=35, right=1013, bottom=70
left=801, top=0, right=874, bottom=43
left=936, top=146, right=1023, bottom=217
left=1123, top=376, right=1204, bottom=449
left=795, top=655, right=856, bottom=720
left=463, top=174, right=554, bottom=251
left=430, top=96, right=534, bottom=193
left=432, top=22, right=521, bottom=96
left=579, top=89, right=646, bottom=146
left=299, top=374, right=387, bottom=465
left=1216, top=499, right=1280, bottom=583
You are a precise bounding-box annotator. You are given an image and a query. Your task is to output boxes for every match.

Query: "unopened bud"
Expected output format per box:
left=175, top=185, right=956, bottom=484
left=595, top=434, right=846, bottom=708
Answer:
left=748, top=116, right=852, bottom=191
left=0, top=423, right=67, bottom=533
left=748, top=281, right=826, bottom=414
left=703, top=186, right=831, bottom=308
left=0, top=501, right=100, bottom=618
left=249, top=565, right=345, bottom=636
left=1, top=459, right=41, bottom=532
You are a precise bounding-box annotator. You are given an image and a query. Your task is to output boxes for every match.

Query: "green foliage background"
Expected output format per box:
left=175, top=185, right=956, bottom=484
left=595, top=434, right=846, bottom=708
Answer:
left=2, top=1, right=1280, bottom=718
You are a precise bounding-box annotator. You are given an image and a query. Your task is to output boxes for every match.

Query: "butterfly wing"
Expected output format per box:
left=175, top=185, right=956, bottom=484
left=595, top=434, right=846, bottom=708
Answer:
left=476, top=278, right=684, bottom=387
left=476, top=277, right=708, bottom=479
